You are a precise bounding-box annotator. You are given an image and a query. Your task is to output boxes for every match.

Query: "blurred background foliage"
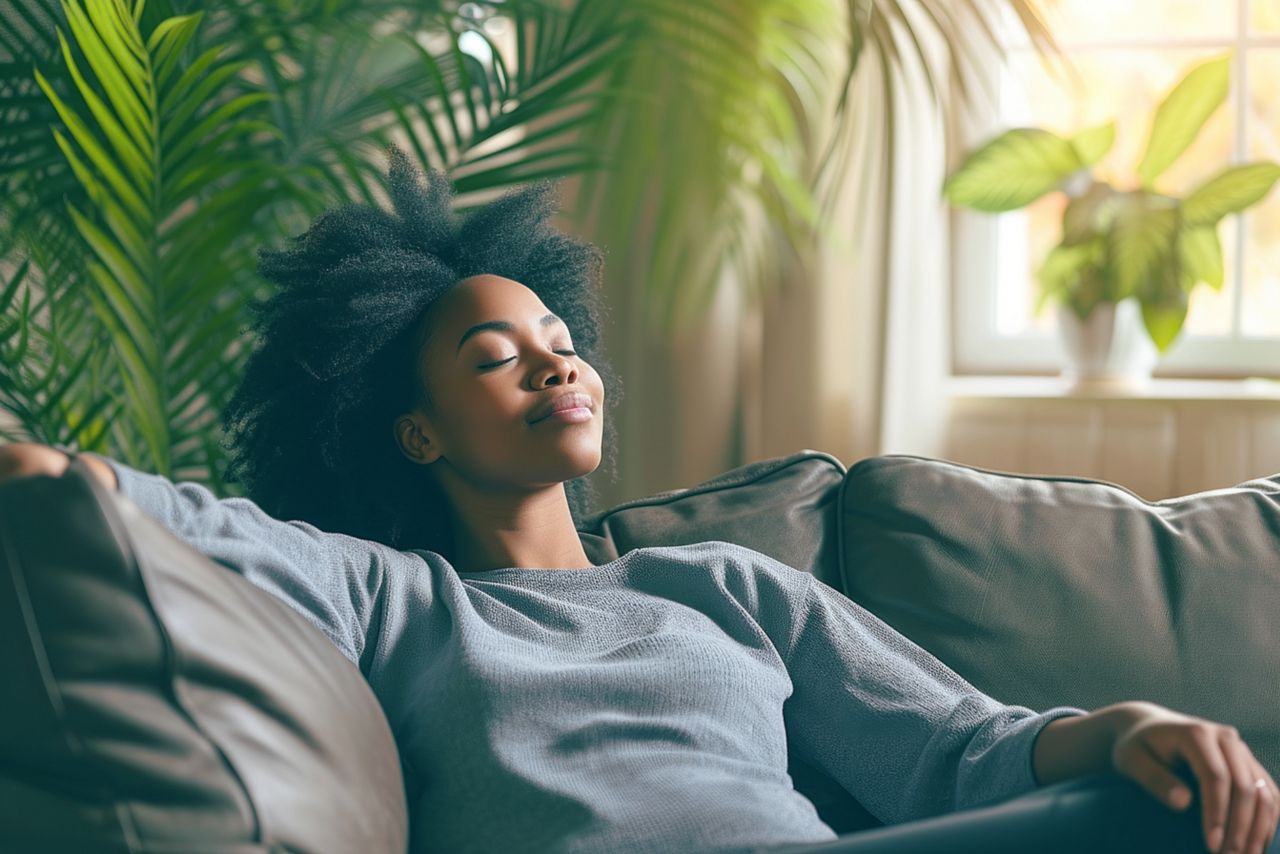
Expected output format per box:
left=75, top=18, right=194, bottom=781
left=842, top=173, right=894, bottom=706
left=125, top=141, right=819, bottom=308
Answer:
left=0, top=0, right=1050, bottom=491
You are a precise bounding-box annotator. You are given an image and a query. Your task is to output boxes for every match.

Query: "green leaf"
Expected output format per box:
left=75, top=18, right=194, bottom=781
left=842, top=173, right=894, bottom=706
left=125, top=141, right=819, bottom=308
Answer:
left=1035, top=238, right=1101, bottom=316
left=1177, top=225, right=1224, bottom=291
left=1139, top=284, right=1190, bottom=354
left=1182, top=162, right=1280, bottom=226
left=62, top=0, right=152, bottom=165
left=1061, top=181, right=1119, bottom=244
left=65, top=204, right=154, bottom=359
left=1037, top=240, right=1094, bottom=293
left=147, top=13, right=203, bottom=91
left=943, top=128, right=1082, bottom=212
left=159, top=55, right=244, bottom=135
left=0, top=256, right=30, bottom=316
left=1069, top=121, right=1115, bottom=167
left=162, top=91, right=273, bottom=176
left=1, top=285, right=33, bottom=368
left=34, top=64, right=151, bottom=223
left=1136, top=53, right=1230, bottom=188
left=1107, top=196, right=1179, bottom=301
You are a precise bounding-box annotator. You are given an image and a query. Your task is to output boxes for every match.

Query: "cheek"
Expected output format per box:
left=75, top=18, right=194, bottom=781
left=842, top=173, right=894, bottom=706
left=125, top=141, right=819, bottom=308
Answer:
left=435, top=384, right=532, bottom=456
left=441, top=396, right=509, bottom=443
left=582, top=364, right=606, bottom=404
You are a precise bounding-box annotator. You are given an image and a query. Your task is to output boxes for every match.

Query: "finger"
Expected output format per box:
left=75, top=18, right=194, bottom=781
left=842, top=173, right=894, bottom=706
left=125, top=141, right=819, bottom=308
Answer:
left=1271, top=779, right=1280, bottom=849
left=1246, top=771, right=1279, bottom=854
left=1243, top=773, right=1277, bottom=854
left=1169, top=723, right=1233, bottom=851
left=1217, top=731, right=1260, bottom=854
left=1268, top=779, right=1280, bottom=853
left=1118, top=737, right=1198, bottom=810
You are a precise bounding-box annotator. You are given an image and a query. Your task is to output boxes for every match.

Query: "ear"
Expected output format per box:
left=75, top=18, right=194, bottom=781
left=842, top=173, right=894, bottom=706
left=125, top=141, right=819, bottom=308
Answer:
left=393, top=411, right=443, bottom=465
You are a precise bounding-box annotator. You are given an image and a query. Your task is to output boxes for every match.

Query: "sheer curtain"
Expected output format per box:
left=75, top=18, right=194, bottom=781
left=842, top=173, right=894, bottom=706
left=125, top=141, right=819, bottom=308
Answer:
left=747, top=29, right=954, bottom=469
left=574, top=19, right=959, bottom=509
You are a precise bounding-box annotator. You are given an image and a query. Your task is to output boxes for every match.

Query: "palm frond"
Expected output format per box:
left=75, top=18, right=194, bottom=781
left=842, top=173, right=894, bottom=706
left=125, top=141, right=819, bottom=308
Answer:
left=19, top=0, right=282, bottom=478
left=570, top=0, right=837, bottom=335
left=814, top=0, right=1055, bottom=199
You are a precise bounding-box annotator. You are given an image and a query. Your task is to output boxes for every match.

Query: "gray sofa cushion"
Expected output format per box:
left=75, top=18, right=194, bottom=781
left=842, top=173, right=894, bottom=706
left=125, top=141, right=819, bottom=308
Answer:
left=839, top=454, right=1280, bottom=780
left=579, top=449, right=847, bottom=590
left=0, top=458, right=407, bottom=853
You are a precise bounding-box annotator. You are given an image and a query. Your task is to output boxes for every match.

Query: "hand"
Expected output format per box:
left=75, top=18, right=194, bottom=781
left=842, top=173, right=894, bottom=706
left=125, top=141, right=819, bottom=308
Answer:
left=1111, top=702, right=1278, bottom=854
left=0, top=442, right=72, bottom=481
left=0, top=442, right=117, bottom=491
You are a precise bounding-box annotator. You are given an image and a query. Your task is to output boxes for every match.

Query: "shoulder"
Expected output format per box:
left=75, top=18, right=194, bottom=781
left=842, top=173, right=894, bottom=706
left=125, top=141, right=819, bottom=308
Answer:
left=621, top=539, right=767, bottom=565
left=631, top=540, right=814, bottom=597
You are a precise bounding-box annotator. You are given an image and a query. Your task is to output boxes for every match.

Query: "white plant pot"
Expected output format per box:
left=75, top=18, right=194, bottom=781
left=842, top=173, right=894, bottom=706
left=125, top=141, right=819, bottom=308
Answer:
left=1056, top=297, right=1159, bottom=389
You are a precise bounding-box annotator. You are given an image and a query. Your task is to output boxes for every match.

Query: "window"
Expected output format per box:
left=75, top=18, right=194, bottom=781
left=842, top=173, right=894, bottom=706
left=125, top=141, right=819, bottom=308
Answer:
left=951, top=0, right=1280, bottom=377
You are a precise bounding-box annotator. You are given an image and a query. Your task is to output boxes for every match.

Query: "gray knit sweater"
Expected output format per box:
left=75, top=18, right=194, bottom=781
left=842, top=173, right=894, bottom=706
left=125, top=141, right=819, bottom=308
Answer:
left=82, top=451, right=1087, bottom=854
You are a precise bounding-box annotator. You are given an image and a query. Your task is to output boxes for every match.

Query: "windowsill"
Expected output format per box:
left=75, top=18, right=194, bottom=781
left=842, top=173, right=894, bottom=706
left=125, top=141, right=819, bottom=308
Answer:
left=947, top=375, right=1280, bottom=402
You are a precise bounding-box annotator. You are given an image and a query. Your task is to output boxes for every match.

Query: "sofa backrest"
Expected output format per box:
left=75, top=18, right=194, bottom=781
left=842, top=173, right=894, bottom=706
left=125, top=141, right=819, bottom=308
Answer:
left=0, top=459, right=407, bottom=853
left=578, top=449, right=847, bottom=590
left=838, top=454, right=1280, bottom=781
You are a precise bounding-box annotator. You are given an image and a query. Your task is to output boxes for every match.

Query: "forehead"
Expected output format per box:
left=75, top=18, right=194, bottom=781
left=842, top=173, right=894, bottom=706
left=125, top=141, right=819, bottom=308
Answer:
left=433, top=275, right=546, bottom=324
left=420, top=275, right=556, bottom=356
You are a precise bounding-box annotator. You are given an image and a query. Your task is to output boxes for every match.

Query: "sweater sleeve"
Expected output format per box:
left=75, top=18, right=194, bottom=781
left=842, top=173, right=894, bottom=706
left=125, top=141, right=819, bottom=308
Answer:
left=63, top=446, right=404, bottom=674
left=781, top=573, right=1089, bottom=826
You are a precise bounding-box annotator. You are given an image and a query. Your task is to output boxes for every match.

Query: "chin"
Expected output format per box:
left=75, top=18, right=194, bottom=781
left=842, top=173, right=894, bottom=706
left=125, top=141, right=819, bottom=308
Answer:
left=564, top=447, right=603, bottom=479
left=543, top=442, right=602, bottom=483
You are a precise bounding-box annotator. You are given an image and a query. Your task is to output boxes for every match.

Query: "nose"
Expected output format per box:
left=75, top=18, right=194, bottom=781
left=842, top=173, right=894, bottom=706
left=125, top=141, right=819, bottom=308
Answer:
left=531, top=353, right=577, bottom=389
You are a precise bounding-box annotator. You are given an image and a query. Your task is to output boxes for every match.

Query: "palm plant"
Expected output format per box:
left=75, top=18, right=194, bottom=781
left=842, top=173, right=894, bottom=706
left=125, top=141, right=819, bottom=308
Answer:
left=1, top=0, right=1051, bottom=493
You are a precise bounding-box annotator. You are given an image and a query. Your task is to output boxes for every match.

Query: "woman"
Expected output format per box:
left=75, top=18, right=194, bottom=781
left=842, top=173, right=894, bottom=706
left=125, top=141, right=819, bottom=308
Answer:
left=7, top=146, right=1276, bottom=854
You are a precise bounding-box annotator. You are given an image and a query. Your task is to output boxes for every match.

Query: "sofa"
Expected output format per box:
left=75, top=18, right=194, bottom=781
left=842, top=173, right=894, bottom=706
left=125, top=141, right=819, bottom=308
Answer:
left=2, top=448, right=1278, bottom=852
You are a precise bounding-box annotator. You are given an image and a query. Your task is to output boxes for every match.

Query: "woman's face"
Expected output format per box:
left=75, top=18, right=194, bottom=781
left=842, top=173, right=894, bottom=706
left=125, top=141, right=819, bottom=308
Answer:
left=393, top=274, right=605, bottom=492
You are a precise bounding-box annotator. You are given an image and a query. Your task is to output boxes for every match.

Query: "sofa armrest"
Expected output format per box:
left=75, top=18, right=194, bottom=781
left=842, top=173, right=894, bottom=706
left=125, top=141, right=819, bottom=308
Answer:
left=764, top=769, right=1280, bottom=853
left=0, top=457, right=407, bottom=853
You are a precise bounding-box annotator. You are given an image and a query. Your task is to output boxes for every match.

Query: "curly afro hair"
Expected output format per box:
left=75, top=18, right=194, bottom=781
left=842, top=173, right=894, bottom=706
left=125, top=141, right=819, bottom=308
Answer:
left=219, top=144, right=622, bottom=556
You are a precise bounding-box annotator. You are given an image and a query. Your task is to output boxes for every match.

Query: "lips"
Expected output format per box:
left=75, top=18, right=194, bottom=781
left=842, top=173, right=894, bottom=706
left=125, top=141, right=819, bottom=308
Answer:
left=527, top=391, right=594, bottom=424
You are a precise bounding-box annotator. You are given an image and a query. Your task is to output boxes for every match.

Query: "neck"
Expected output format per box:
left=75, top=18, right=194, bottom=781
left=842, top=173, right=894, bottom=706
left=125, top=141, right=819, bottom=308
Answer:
left=445, top=482, right=592, bottom=573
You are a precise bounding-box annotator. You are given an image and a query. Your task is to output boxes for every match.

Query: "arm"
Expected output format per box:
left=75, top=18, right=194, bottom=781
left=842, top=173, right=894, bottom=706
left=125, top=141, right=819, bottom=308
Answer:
left=780, top=573, right=1090, bottom=826
left=78, top=450, right=118, bottom=490
left=52, top=443, right=209, bottom=541
left=1039, top=701, right=1279, bottom=854
left=47, top=444, right=405, bottom=673
left=0, top=442, right=116, bottom=490
left=1032, top=701, right=1143, bottom=786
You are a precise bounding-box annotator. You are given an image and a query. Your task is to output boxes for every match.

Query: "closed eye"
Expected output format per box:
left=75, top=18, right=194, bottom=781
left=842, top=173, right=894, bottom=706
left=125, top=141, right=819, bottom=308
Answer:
left=478, top=350, right=577, bottom=370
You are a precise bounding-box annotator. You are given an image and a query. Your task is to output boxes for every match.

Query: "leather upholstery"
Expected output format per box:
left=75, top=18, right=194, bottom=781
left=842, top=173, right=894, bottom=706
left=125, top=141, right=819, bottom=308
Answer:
left=766, top=769, right=1219, bottom=854
left=0, top=458, right=407, bottom=853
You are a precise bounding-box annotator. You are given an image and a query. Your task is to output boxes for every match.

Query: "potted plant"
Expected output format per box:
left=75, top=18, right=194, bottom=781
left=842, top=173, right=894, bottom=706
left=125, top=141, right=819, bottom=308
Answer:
left=943, top=53, right=1280, bottom=384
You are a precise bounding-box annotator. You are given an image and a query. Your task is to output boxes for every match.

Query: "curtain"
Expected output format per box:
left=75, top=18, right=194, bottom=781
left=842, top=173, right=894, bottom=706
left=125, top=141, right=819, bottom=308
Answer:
left=749, top=26, right=954, bottom=469
left=575, top=22, right=959, bottom=509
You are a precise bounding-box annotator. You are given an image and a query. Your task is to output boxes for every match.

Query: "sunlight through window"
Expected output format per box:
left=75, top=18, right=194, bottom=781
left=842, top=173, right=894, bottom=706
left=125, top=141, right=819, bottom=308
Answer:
left=988, top=0, right=1280, bottom=349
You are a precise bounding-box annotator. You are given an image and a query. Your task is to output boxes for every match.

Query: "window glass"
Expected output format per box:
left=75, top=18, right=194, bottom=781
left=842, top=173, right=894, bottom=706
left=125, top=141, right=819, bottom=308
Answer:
left=1026, top=0, right=1235, bottom=44
left=1254, top=2, right=1280, bottom=34
left=1243, top=50, right=1280, bottom=336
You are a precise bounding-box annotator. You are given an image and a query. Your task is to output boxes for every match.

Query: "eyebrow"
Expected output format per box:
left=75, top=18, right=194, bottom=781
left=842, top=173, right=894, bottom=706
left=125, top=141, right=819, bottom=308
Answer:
left=455, top=313, right=565, bottom=355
